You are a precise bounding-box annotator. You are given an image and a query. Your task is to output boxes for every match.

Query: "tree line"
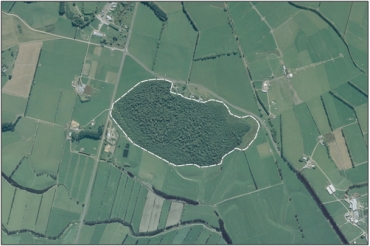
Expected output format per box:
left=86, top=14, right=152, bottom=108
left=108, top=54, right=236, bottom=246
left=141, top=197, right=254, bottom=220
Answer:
left=2, top=116, right=22, bottom=132
left=112, top=81, right=251, bottom=166
left=71, top=124, right=104, bottom=142
left=141, top=2, right=167, bottom=22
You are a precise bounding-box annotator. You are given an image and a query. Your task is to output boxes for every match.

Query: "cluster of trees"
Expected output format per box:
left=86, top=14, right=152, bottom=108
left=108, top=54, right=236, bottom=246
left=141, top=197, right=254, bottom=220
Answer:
left=112, top=81, right=251, bottom=166
left=71, top=124, right=104, bottom=142
left=2, top=116, right=21, bottom=132
left=141, top=2, right=167, bottom=22
left=152, top=186, right=199, bottom=205
left=194, top=50, right=239, bottom=62
left=58, top=2, right=65, bottom=15
left=181, top=2, right=198, bottom=31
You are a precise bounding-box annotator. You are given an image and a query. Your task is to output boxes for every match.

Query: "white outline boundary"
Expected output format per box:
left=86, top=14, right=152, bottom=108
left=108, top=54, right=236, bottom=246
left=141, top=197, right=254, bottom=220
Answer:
left=110, top=78, right=260, bottom=168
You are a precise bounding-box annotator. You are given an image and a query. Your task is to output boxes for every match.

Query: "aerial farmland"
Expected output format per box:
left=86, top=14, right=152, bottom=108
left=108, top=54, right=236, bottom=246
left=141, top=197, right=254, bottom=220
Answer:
left=1, top=1, right=368, bottom=245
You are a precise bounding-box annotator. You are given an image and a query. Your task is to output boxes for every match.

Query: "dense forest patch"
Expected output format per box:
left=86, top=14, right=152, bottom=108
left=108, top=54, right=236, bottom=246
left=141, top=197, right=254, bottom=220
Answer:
left=112, top=80, right=256, bottom=166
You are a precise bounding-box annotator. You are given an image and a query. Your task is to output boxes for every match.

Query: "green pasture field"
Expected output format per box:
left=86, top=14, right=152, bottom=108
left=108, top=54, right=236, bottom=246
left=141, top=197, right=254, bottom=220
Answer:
left=124, top=181, right=142, bottom=222
left=195, top=27, right=238, bottom=59
left=216, top=184, right=301, bottom=244
left=76, top=157, right=94, bottom=202
left=99, top=167, right=121, bottom=220
left=267, top=77, right=295, bottom=116
left=190, top=55, right=259, bottom=115
left=137, top=150, right=169, bottom=190
left=206, top=233, right=221, bottom=244
left=340, top=222, right=363, bottom=243
left=350, top=73, right=368, bottom=93
left=69, top=155, right=89, bottom=201
left=85, top=162, right=111, bottom=221
left=34, top=187, right=56, bottom=234
left=281, top=108, right=305, bottom=170
left=347, top=43, right=367, bottom=73
left=54, top=90, right=76, bottom=125
left=46, top=207, right=80, bottom=237
left=289, top=64, right=330, bottom=103
left=6, top=189, right=28, bottom=231
left=324, top=201, right=348, bottom=227
left=294, top=103, right=320, bottom=155
left=228, top=2, right=278, bottom=63
left=53, top=17, right=77, bottom=39
left=131, top=186, right=148, bottom=232
left=153, top=10, right=197, bottom=81
left=355, top=103, right=368, bottom=134
left=172, top=226, right=191, bottom=244
left=110, top=173, right=127, bottom=219
left=249, top=58, right=273, bottom=81
left=60, top=151, right=79, bottom=194
left=332, top=82, right=368, bottom=107
left=52, top=185, right=83, bottom=214
left=89, top=224, right=107, bottom=244
left=344, top=163, right=368, bottom=184
left=99, top=223, right=130, bottom=244
left=321, top=92, right=356, bottom=130
left=26, top=84, right=67, bottom=124
left=123, top=234, right=138, bottom=244
left=319, top=2, right=352, bottom=35
left=28, top=123, right=65, bottom=175
left=195, top=227, right=212, bottom=244
left=306, top=96, right=332, bottom=135
left=137, top=238, right=150, bottom=244
left=11, top=157, right=56, bottom=191
left=162, top=167, right=199, bottom=201
left=158, top=229, right=178, bottom=244
left=1, top=94, right=27, bottom=123
left=157, top=2, right=182, bottom=13
left=118, top=176, right=135, bottom=220
left=181, top=205, right=219, bottom=229
left=184, top=2, right=227, bottom=30
left=114, top=56, right=154, bottom=101
left=203, top=151, right=256, bottom=205
left=42, top=39, right=87, bottom=62
left=72, top=79, right=114, bottom=126
left=11, top=2, right=59, bottom=30
left=1, top=2, right=13, bottom=11
left=21, top=192, right=40, bottom=230
left=312, top=144, right=352, bottom=190
left=2, top=117, right=37, bottom=177
left=2, top=231, right=21, bottom=244
left=267, top=53, right=284, bottom=77
left=255, top=2, right=300, bottom=30
left=2, top=178, right=16, bottom=225
left=76, top=225, right=95, bottom=244
left=342, top=123, right=368, bottom=165
left=183, top=225, right=204, bottom=244
left=2, top=13, right=57, bottom=50
left=129, top=3, right=162, bottom=69
left=156, top=199, right=171, bottom=230
left=85, top=47, right=122, bottom=83
left=245, top=140, right=281, bottom=189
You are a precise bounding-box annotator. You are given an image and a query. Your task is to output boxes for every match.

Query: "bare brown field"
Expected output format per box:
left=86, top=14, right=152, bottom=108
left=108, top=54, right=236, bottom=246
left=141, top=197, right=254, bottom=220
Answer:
left=2, top=42, right=42, bottom=98
left=324, top=130, right=352, bottom=170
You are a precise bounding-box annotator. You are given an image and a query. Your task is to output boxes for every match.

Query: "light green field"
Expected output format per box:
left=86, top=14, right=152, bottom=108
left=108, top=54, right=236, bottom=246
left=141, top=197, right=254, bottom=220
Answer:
left=1, top=178, right=16, bottom=225
left=99, top=223, right=130, bottom=244
left=228, top=2, right=278, bottom=63
left=1, top=94, right=27, bottom=122
left=157, top=2, right=182, bottom=13
left=306, top=96, right=332, bottom=135
left=53, top=17, right=77, bottom=39
left=319, top=2, right=352, bottom=35
left=195, top=27, right=238, bottom=58
left=99, top=168, right=121, bottom=220
left=181, top=205, right=219, bottom=229
left=129, top=3, right=163, bottom=69
left=11, top=2, right=59, bottom=30
left=2, top=117, right=37, bottom=176
left=294, top=103, right=321, bottom=155
left=332, top=82, right=368, bottom=107
left=114, top=56, right=155, bottom=101
left=2, top=13, right=57, bottom=50
left=28, top=123, right=65, bottom=175
left=281, top=108, right=305, bottom=170
left=154, top=10, right=197, bottom=81
left=34, top=187, right=56, bottom=234
left=342, top=123, right=368, bottom=165
left=190, top=55, right=259, bottom=115
left=268, top=77, right=295, bottom=116
left=249, top=58, right=273, bottom=81
left=46, top=207, right=80, bottom=237
left=11, top=157, right=56, bottom=190
left=255, top=2, right=301, bottom=29
left=131, top=186, right=148, bottom=232
left=124, top=181, right=141, bottom=223
left=89, top=224, right=107, bottom=244
left=355, top=103, right=368, bottom=134
left=137, top=151, right=169, bottom=190
left=156, top=199, right=171, bottom=230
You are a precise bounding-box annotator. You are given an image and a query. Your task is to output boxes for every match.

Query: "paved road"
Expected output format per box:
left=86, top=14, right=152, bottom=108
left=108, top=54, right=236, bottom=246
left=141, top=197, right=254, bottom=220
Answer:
left=73, top=2, right=139, bottom=243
